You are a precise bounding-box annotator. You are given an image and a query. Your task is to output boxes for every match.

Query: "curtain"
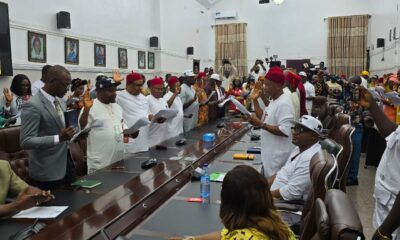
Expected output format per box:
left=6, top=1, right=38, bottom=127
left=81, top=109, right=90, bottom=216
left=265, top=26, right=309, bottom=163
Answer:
left=214, top=23, right=248, bottom=78
left=327, top=15, right=369, bottom=77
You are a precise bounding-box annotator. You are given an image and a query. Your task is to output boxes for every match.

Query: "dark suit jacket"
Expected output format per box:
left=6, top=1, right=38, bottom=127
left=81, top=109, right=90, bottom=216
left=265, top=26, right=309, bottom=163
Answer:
left=20, top=91, right=68, bottom=182
left=205, top=85, right=226, bottom=121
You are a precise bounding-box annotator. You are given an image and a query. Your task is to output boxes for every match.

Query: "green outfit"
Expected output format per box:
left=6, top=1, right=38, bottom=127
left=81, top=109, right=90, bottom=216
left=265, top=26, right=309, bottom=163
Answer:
left=0, top=160, right=28, bottom=204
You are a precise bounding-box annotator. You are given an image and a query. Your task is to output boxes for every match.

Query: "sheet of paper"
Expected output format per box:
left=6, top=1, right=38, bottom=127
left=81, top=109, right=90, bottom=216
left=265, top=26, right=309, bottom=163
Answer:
left=366, top=88, right=381, bottom=100
left=385, top=91, right=400, bottom=106
left=206, top=91, right=216, bottom=102
left=229, top=96, right=251, bottom=115
left=5, top=112, right=21, bottom=124
left=12, top=206, right=68, bottom=219
left=70, top=119, right=106, bottom=142
left=123, top=117, right=150, bottom=134
left=151, top=109, right=179, bottom=123
left=210, top=172, right=226, bottom=182
left=218, top=97, right=231, bottom=108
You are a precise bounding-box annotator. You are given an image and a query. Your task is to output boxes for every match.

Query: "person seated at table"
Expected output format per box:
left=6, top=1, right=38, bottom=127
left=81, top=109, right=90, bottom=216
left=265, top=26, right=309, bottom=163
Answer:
left=0, top=74, right=32, bottom=127
left=170, top=165, right=296, bottom=240
left=147, top=77, right=168, bottom=146
left=268, top=115, right=322, bottom=201
left=0, top=160, right=54, bottom=217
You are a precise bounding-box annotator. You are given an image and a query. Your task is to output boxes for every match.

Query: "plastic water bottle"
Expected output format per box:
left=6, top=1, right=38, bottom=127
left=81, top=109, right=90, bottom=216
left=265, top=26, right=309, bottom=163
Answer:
left=200, top=164, right=210, bottom=204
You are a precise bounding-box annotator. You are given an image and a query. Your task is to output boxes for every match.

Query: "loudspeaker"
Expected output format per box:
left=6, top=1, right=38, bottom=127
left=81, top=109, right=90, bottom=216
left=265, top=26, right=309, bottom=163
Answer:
left=259, top=0, right=270, bottom=3
left=57, top=11, right=71, bottom=29
left=187, top=47, right=194, bottom=55
left=150, top=36, right=158, bottom=48
left=377, top=38, right=385, bottom=48
left=0, top=2, right=13, bottom=76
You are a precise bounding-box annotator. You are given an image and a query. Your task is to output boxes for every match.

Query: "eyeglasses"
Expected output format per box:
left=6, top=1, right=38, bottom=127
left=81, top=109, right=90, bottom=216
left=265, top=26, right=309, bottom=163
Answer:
left=291, top=126, right=311, bottom=134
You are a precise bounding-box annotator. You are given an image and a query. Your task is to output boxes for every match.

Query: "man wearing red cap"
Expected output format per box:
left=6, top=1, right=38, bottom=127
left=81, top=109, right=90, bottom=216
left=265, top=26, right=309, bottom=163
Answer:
left=116, top=72, right=151, bottom=154
left=247, top=67, right=295, bottom=177
left=163, top=76, right=184, bottom=137
left=284, top=71, right=300, bottom=120
left=147, top=77, right=169, bottom=146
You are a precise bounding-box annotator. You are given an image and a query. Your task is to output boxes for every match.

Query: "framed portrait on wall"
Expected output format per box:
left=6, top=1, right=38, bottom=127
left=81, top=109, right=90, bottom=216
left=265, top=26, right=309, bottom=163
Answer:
left=64, top=37, right=79, bottom=65
left=28, top=31, right=46, bottom=63
left=138, top=51, right=146, bottom=69
left=118, top=48, right=128, bottom=69
left=94, top=43, right=106, bottom=67
left=148, top=52, right=155, bottom=69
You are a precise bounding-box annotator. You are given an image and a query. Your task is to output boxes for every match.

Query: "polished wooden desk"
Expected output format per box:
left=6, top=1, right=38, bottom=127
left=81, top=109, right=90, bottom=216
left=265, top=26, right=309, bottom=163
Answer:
left=0, top=117, right=252, bottom=240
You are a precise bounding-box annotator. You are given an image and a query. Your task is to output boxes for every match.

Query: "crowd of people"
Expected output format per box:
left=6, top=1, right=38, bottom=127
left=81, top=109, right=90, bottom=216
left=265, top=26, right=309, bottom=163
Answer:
left=1, top=61, right=400, bottom=239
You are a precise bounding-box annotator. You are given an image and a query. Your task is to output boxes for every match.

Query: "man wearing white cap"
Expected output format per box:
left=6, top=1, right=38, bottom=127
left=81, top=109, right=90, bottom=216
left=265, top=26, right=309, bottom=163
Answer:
left=211, top=73, right=226, bottom=118
left=179, top=70, right=198, bottom=132
left=269, top=115, right=322, bottom=201
left=300, top=71, right=315, bottom=115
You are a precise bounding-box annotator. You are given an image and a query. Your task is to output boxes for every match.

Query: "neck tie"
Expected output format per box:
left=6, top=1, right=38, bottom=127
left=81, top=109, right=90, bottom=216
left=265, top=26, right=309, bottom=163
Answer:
left=54, top=98, right=65, bottom=127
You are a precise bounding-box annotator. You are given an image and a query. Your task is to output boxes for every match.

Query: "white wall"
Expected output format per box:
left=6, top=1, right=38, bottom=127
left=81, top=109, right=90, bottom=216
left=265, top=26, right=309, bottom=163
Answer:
left=368, top=0, right=400, bottom=76
left=209, top=0, right=373, bottom=73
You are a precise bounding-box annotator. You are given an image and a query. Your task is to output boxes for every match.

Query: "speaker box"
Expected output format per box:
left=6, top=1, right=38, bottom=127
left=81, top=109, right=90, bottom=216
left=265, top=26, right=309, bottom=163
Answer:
left=377, top=38, right=385, bottom=48
left=57, top=11, right=71, bottom=29
left=0, top=2, right=13, bottom=76
left=187, top=47, right=194, bottom=55
left=150, top=36, right=158, bottom=48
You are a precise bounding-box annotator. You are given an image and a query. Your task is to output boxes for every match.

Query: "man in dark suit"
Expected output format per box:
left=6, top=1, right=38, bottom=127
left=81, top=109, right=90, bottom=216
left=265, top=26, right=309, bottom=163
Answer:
left=205, top=73, right=226, bottom=121
left=20, top=65, right=75, bottom=190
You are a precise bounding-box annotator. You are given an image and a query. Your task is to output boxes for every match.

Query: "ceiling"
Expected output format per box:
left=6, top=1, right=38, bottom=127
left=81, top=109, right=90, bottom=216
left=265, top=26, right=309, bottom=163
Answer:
left=195, top=0, right=224, bottom=9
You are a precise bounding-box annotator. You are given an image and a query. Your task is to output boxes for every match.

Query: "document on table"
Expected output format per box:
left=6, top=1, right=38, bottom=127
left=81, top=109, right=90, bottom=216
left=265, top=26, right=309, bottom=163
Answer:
left=151, top=109, right=179, bottom=123
left=12, top=206, right=68, bottom=219
left=210, top=172, right=226, bottom=182
left=229, top=96, right=251, bottom=115
left=123, top=117, right=150, bottom=134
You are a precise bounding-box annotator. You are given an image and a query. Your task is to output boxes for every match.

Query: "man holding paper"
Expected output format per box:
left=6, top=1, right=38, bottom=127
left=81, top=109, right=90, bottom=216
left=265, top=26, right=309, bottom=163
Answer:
left=117, top=72, right=151, bottom=154
left=147, top=77, right=171, bottom=146
left=0, top=160, right=54, bottom=217
left=79, top=76, right=138, bottom=173
left=180, top=70, right=199, bottom=132
left=163, top=76, right=184, bottom=137
left=247, top=67, right=295, bottom=177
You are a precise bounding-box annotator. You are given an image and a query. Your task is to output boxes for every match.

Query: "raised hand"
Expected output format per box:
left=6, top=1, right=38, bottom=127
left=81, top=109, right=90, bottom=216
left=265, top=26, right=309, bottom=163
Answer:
left=3, top=88, right=13, bottom=106
left=112, top=69, right=123, bottom=83
left=358, top=86, right=373, bottom=109
left=83, top=80, right=93, bottom=109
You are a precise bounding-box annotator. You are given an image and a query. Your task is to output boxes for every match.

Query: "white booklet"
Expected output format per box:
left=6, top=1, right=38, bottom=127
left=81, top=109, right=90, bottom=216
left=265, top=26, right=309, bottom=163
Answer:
left=218, top=97, right=231, bottom=108
left=206, top=91, right=216, bottom=103
left=13, top=206, right=68, bottom=219
left=151, top=109, right=179, bottom=123
left=123, top=117, right=150, bottom=134
left=70, top=119, right=106, bottom=142
left=385, top=91, right=400, bottom=106
left=229, top=96, right=251, bottom=115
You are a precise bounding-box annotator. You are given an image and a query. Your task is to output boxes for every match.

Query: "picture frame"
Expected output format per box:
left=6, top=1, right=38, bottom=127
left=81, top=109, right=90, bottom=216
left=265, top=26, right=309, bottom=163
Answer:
left=28, top=31, right=46, bottom=63
left=118, top=48, right=128, bottom=69
left=148, top=52, right=155, bottom=69
left=94, top=43, right=106, bottom=67
left=138, top=51, right=146, bottom=69
left=64, top=37, right=79, bottom=65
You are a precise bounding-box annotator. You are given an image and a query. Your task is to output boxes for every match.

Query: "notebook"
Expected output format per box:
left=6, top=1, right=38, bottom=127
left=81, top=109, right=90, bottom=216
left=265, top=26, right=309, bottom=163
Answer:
left=71, top=179, right=102, bottom=189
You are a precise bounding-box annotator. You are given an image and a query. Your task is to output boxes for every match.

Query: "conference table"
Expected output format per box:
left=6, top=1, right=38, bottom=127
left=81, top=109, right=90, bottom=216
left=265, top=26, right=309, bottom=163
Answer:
left=0, top=117, right=262, bottom=240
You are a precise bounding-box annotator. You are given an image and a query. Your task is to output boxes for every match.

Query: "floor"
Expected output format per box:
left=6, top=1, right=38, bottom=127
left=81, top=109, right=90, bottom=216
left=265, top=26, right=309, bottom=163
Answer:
left=346, top=153, right=377, bottom=239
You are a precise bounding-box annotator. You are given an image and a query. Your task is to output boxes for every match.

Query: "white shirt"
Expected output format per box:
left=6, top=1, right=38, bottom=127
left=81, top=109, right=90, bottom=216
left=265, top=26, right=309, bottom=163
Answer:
left=271, top=142, right=321, bottom=201
left=147, top=95, right=169, bottom=146
left=304, top=81, right=315, bottom=115
left=163, top=91, right=184, bottom=137
left=261, top=92, right=295, bottom=177
left=251, top=68, right=266, bottom=81
left=83, top=99, right=124, bottom=173
left=116, top=91, right=150, bottom=154
left=179, top=84, right=199, bottom=132
left=284, top=87, right=300, bottom=120
left=31, top=79, right=45, bottom=96
left=361, top=77, right=368, bottom=88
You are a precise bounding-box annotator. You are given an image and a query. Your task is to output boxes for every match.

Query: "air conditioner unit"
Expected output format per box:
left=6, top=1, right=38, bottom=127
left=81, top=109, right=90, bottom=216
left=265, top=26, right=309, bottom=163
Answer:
left=213, top=10, right=237, bottom=20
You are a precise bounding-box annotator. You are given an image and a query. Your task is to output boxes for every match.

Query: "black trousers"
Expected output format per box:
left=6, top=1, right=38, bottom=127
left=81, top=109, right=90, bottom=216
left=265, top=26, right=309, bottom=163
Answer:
left=33, top=151, right=76, bottom=190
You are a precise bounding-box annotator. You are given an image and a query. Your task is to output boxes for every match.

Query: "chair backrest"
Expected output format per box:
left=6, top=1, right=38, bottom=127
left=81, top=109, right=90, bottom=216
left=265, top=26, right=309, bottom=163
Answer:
left=300, top=150, right=337, bottom=240
left=330, top=124, right=355, bottom=192
left=312, top=96, right=328, bottom=122
left=328, top=113, right=351, bottom=139
left=312, top=198, right=330, bottom=240
left=325, top=189, right=365, bottom=240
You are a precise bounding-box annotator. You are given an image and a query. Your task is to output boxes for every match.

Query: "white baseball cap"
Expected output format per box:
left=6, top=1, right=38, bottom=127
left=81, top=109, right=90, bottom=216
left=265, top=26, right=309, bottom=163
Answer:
left=183, top=69, right=195, bottom=77
left=290, top=115, right=323, bottom=136
left=210, top=73, right=221, bottom=81
left=299, top=71, right=307, bottom=77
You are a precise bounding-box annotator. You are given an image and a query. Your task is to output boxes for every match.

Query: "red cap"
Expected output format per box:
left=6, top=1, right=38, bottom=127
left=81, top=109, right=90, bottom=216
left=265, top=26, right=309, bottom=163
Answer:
left=265, top=67, right=285, bottom=85
left=167, top=76, right=179, bottom=86
left=126, top=72, right=142, bottom=84
left=149, top=77, right=164, bottom=87
left=286, top=72, right=301, bottom=88
left=340, top=74, right=347, bottom=79
left=197, top=72, right=206, bottom=78
left=378, top=77, right=384, bottom=83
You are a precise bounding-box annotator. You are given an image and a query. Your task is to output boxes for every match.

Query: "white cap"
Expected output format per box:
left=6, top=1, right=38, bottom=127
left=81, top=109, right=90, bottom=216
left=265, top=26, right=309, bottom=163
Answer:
left=210, top=73, right=221, bottom=81
left=299, top=71, right=307, bottom=77
left=290, top=115, right=323, bottom=136
left=183, top=69, right=195, bottom=77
